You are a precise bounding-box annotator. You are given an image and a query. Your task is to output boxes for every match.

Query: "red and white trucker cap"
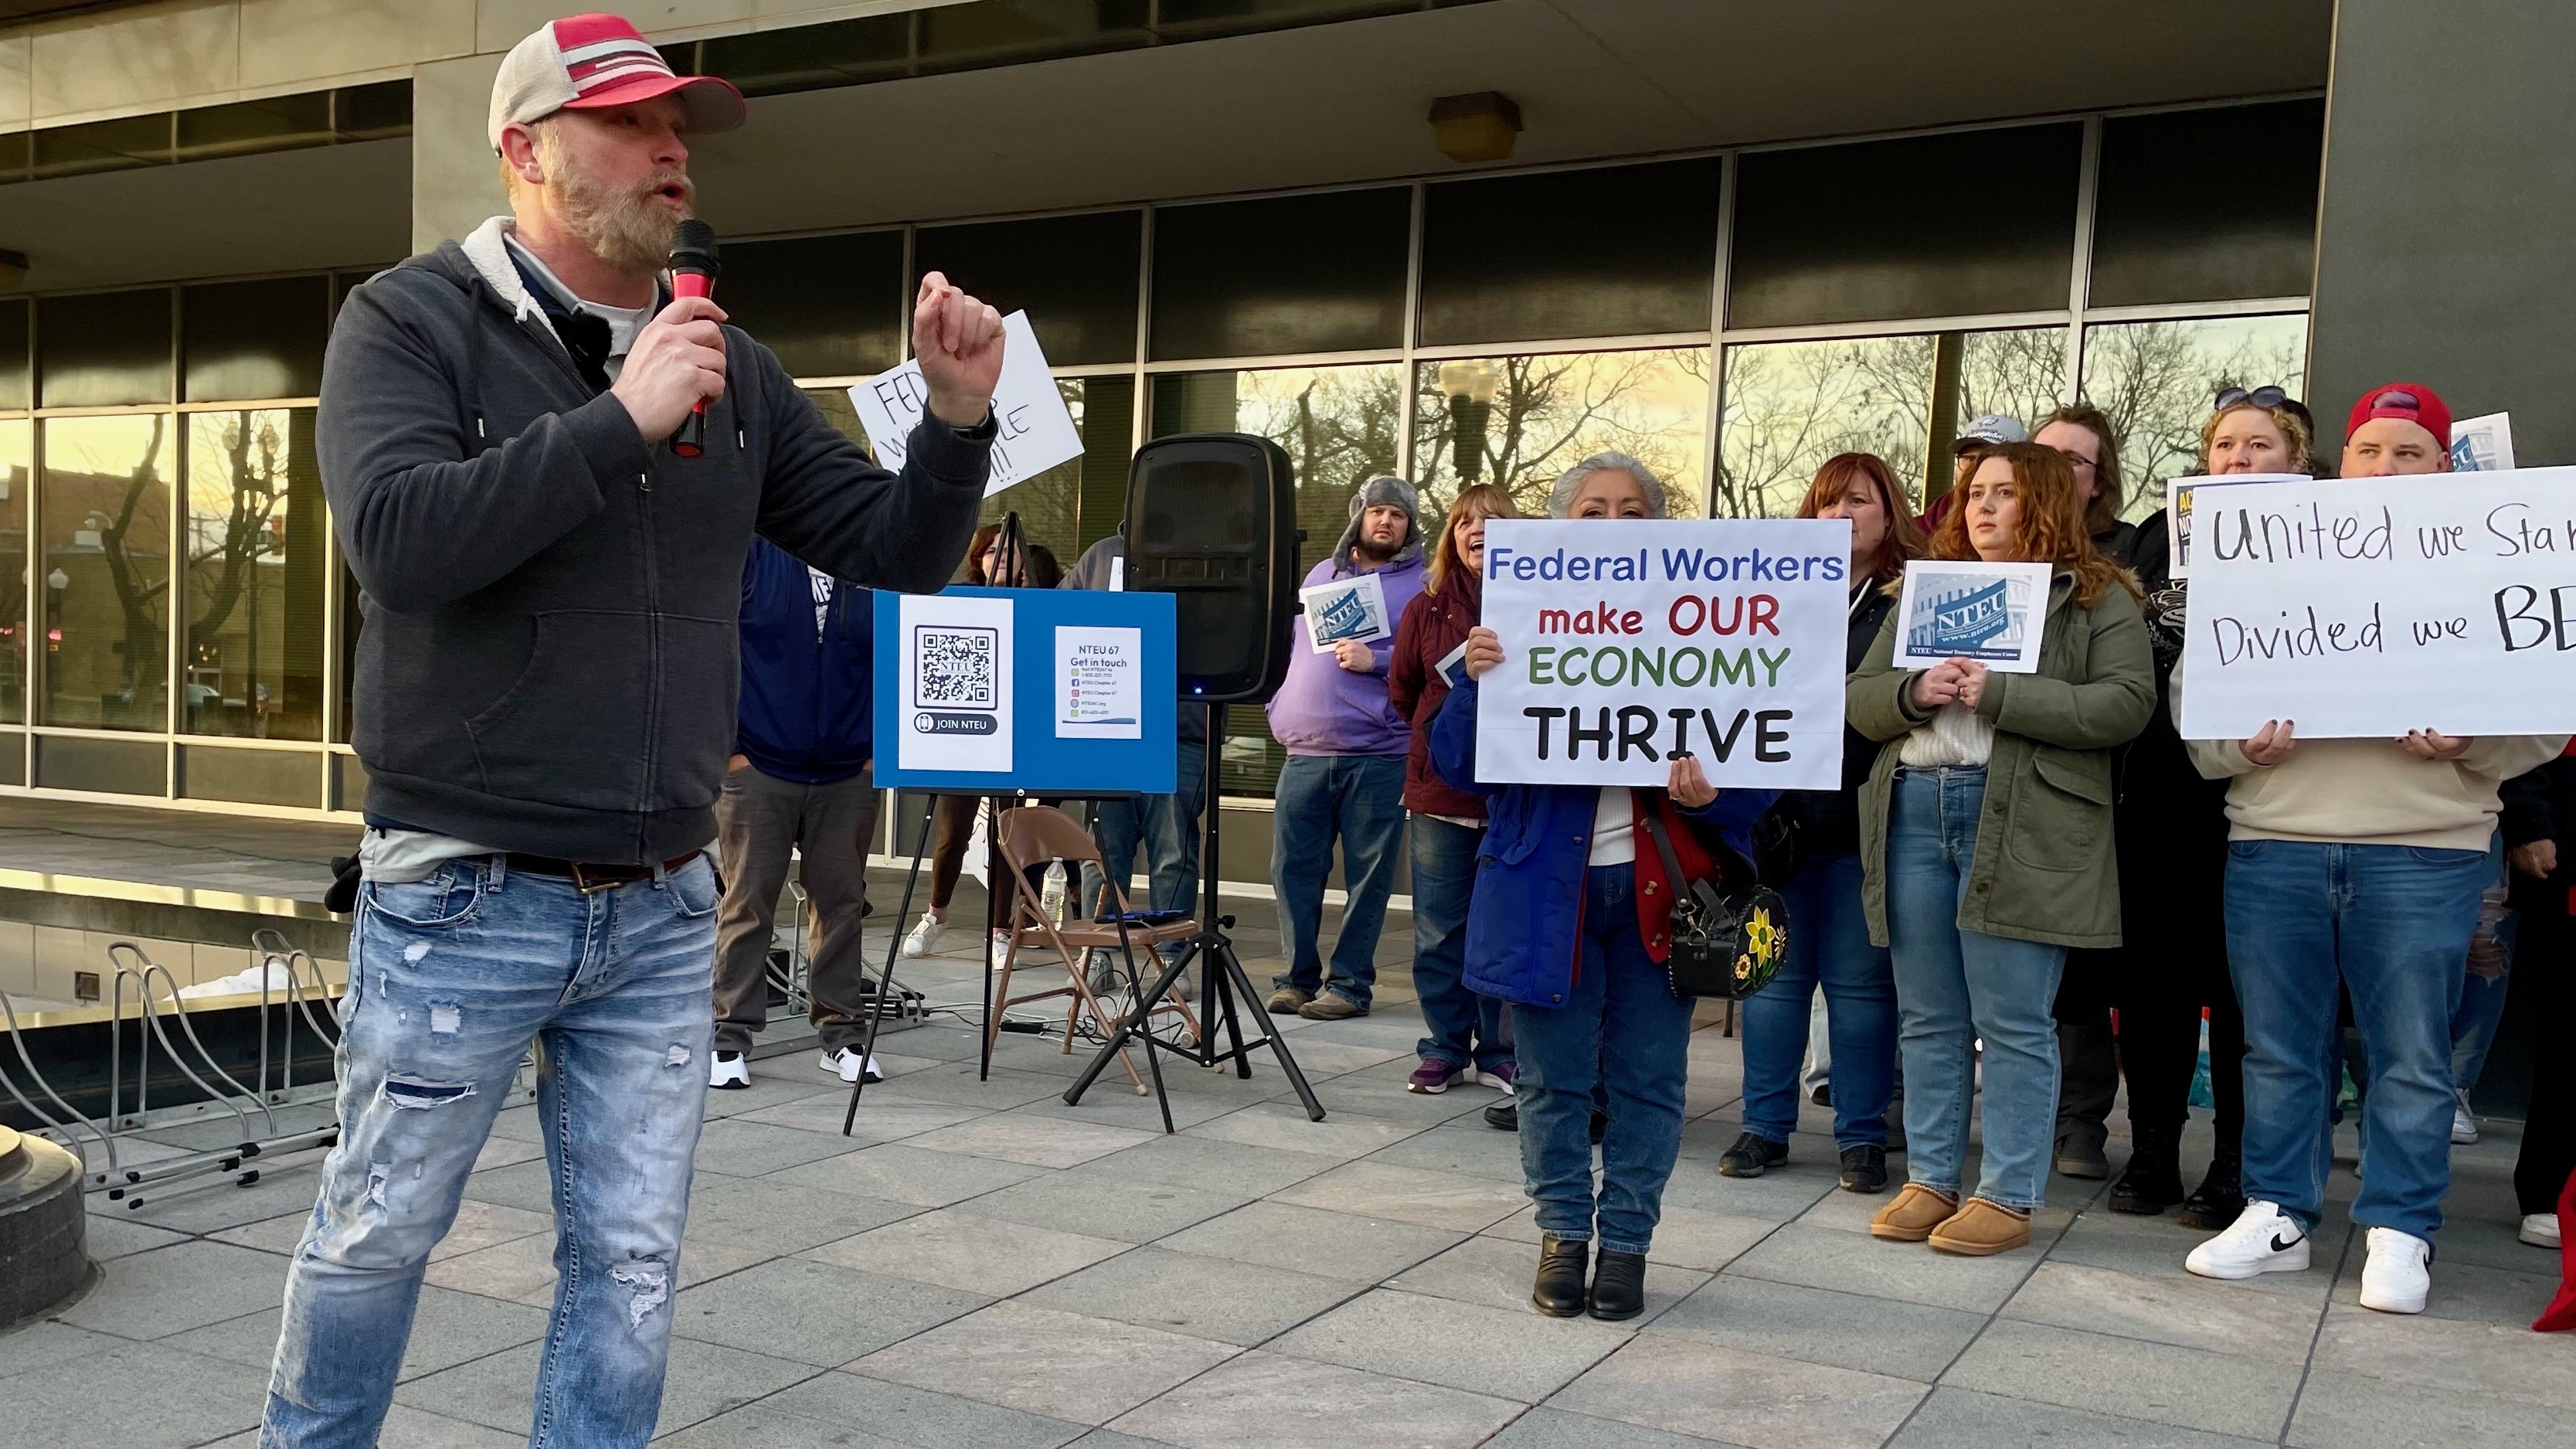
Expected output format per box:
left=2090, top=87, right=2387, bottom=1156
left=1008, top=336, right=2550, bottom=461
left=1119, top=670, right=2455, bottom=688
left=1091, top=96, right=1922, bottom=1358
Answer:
left=487, top=13, right=746, bottom=151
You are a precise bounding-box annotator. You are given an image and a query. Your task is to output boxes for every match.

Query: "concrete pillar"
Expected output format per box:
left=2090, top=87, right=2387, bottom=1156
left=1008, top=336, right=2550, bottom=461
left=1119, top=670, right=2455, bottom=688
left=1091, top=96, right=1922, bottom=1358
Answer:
left=2308, top=1, right=2576, bottom=463
left=410, top=51, right=507, bottom=256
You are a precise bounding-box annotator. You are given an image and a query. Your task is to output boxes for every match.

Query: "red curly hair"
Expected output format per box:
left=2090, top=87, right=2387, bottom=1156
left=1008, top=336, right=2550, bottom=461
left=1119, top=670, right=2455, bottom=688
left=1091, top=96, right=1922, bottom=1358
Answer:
left=1929, top=441, right=2139, bottom=609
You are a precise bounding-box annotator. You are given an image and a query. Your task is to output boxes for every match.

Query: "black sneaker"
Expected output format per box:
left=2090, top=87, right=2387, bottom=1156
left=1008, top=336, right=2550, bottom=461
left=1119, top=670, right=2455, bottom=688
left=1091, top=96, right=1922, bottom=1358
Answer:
left=1483, top=1100, right=1518, bottom=1132
left=2109, top=1125, right=2185, bottom=1216
left=1837, top=1144, right=1888, bottom=1193
left=1718, top=1131, right=1790, bottom=1178
left=2053, top=1131, right=2110, bottom=1180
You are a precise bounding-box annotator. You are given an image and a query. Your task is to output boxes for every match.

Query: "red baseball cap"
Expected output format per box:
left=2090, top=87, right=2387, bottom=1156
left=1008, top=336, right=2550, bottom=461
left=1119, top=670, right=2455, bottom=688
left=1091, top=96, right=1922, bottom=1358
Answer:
left=2346, top=381, right=2453, bottom=451
left=488, top=13, right=746, bottom=151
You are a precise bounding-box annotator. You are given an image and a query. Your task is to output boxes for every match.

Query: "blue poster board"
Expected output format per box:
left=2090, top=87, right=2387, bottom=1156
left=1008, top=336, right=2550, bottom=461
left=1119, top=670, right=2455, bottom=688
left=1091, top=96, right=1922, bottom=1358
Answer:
left=873, top=586, right=1178, bottom=794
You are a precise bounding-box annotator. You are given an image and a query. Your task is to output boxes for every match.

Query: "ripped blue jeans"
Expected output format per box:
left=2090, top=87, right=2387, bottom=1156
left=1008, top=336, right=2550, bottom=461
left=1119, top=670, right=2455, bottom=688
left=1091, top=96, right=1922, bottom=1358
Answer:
left=263, top=855, right=719, bottom=1449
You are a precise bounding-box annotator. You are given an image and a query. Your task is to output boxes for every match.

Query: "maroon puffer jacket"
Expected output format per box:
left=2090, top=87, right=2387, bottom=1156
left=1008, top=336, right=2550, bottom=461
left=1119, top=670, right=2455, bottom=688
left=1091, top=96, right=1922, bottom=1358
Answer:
left=1389, top=570, right=1486, bottom=821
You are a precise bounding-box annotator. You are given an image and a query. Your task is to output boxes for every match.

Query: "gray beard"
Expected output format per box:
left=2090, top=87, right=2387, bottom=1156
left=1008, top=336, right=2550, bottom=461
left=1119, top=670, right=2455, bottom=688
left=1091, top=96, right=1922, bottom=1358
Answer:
left=556, top=172, right=682, bottom=275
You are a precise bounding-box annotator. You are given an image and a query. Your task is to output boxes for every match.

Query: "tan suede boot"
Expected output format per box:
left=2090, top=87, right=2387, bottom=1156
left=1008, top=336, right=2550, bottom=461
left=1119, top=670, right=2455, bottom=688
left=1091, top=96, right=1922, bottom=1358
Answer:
left=1869, top=1183, right=1959, bottom=1243
left=1928, top=1196, right=2032, bottom=1256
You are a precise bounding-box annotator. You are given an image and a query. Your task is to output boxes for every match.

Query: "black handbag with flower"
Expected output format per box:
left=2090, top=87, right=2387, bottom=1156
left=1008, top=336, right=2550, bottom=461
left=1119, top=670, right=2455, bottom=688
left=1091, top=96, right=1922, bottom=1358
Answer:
left=1635, top=805, right=1788, bottom=1001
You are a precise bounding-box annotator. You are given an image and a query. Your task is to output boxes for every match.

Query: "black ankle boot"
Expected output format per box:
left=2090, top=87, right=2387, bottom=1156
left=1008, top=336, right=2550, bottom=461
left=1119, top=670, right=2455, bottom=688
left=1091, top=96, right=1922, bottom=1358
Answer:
left=2177, top=1148, right=2244, bottom=1230
left=2109, top=1124, right=2186, bottom=1215
left=1589, top=1249, right=1647, bottom=1321
left=1532, top=1235, right=1589, bottom=1317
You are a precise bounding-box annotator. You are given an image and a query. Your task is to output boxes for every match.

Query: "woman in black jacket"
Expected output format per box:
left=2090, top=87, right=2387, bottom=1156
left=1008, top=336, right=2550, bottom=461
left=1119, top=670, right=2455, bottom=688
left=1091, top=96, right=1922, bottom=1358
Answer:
left=2503, top=750, right=2575, bottom=1253
left=1721, top=453, right=1924, bottom=1193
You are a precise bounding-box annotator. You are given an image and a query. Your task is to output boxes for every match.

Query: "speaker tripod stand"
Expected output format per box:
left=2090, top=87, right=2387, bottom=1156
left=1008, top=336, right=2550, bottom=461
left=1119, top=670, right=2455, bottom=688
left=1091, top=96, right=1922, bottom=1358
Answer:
left=1064, top=703, right=1325, bottom=1131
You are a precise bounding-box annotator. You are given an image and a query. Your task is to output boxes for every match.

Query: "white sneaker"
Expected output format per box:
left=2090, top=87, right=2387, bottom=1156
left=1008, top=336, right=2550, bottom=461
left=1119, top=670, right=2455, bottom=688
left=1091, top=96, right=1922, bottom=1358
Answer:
left=2521, top=1213, right=2561, bottom=1250
left=708, top=1050, right=750, bottom=1090
left=2358, top=1226, right=2432, bottom=1314
left=2452, top=1096, right=2479, bottom=1145
left=2186, top=1200, right=2313, bottom=1281
left=901, top=913, right=946, bottom=957
left=991, top=929, right=1014, bottom=960
left=819, top=1048, right=883, bottom=1084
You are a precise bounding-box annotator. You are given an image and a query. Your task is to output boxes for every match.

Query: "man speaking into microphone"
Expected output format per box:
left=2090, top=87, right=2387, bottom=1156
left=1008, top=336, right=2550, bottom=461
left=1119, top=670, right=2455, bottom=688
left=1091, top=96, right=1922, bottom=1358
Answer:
left=262, top=14, right=1002, bottom=1447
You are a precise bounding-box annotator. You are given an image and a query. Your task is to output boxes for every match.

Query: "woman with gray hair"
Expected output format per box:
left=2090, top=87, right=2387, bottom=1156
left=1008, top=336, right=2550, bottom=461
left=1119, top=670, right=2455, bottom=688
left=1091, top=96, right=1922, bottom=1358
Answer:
left=1428, top=452, right=1776, bottom=1319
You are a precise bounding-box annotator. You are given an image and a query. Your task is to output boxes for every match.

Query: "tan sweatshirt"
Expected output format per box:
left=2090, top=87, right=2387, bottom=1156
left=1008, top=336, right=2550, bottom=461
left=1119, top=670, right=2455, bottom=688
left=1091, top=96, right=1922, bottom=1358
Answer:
left=2172, top=656, right=2568, bottom=850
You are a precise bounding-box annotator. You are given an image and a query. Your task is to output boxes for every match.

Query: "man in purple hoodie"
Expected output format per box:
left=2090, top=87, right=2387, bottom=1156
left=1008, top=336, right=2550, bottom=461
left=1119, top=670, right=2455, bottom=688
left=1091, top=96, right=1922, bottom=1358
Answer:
left=1266, top=475, right=1429, bottom=1020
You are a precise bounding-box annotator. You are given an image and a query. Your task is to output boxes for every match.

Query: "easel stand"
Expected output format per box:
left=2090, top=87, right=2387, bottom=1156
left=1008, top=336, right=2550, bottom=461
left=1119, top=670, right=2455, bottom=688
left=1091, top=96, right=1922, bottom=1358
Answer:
left=1065, top=702, right=1326, bottom=1131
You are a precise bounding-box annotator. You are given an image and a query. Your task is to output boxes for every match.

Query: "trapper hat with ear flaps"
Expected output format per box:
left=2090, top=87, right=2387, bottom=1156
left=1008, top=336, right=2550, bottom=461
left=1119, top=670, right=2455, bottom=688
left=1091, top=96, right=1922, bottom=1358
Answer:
left=1333, top=475, right=1422, bottom=572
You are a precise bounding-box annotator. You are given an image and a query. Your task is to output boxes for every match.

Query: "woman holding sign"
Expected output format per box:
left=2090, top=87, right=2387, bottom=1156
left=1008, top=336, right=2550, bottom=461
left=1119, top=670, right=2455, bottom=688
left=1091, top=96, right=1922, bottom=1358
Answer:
left=1429, top=453, right=1775, bottom=1321
left=1849, top=442, right=2153, bottom=1256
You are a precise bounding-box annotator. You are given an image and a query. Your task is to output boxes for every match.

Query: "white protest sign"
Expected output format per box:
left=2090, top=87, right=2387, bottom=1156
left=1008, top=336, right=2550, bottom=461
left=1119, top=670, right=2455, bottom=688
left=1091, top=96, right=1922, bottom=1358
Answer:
left=2452, top=413, right=2516, bottom=472
left=2177, top=469, right=2576, bottom=740
left=2166, top=474, right=2304, bottom=580
left=896, top=593, right=1014, bottom=772
left=1474, top=519, right=1850, bottom=789
left=849, top=311, right=1082, bottom=498
left=1893, top=561, right=2052, bottom=674
left=1300, top=572, right=1392, bottom=651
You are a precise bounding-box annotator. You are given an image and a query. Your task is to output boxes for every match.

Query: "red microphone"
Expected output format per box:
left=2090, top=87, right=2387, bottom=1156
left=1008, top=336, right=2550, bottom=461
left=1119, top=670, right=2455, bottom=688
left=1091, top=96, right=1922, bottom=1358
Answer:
left=669, top=219, right=719, bottom=458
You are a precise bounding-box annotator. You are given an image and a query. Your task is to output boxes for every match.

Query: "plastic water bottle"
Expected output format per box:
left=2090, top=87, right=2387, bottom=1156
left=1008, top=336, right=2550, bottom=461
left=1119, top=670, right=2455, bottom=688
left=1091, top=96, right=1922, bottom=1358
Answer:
left=1040, top=859, right=1068, bottom=924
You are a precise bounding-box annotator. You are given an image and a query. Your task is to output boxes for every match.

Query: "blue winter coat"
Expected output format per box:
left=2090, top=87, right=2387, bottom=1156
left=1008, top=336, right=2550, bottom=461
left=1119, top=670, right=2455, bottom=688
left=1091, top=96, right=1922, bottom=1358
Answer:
left=1428, top=678, right=1776, bottom=1008
left=734, top=538, right=875, bottom=784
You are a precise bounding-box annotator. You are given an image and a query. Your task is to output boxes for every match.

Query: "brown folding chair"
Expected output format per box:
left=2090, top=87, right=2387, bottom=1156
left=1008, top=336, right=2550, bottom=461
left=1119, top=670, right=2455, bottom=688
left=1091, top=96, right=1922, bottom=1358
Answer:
left=987, top=805, right=1200, bottom=1096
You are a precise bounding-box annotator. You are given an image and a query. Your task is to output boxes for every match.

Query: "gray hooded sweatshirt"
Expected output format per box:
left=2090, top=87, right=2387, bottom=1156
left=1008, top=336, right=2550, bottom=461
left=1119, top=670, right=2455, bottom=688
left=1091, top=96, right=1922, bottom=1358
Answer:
left=321, top=219, right=993, bottom=863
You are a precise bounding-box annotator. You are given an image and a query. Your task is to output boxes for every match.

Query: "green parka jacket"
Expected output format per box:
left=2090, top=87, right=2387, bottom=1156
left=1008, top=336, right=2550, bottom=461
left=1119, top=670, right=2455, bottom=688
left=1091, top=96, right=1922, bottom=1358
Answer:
left=1847, top=571, right=2154, bottom=950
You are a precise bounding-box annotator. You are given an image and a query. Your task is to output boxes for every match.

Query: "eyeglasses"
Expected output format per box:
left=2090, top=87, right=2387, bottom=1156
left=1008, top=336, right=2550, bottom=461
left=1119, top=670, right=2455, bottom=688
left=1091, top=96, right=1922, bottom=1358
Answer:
left=2053, top=447, right=2099, bottom=471
left=2214, top=385, right=2289, bottom=412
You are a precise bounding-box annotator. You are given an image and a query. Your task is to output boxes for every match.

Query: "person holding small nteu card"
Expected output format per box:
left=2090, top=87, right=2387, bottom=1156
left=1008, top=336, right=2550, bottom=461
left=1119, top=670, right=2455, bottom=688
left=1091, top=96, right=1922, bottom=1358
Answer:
left=1847, top=441, right=2153, bottom=1256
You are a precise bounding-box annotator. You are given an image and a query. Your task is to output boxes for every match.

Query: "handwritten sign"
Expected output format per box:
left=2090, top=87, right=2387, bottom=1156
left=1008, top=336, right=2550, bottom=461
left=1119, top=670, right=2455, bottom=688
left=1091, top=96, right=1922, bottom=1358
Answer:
left=1893, top=561, right=2051, bottom=674
left=2177, top=470, right=2576, bottom=739
left=2166, top=474, right=2303, bottom=580
left=1300, top=573, right=1391, bottom=651
left=848, top=311, right=1082, bottom=498
left=1474, top=519, right=1850, bottom=789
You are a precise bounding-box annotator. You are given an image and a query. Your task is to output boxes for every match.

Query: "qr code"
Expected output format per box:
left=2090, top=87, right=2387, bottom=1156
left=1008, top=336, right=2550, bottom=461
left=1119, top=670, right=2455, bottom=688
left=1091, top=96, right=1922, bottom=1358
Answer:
left=914, top=626, right=997, bottom=709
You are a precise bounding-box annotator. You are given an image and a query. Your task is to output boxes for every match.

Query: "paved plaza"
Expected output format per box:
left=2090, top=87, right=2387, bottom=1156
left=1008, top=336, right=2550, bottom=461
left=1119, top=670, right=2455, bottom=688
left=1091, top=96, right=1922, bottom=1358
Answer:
left=5, top=884, right=2571, bottom=1449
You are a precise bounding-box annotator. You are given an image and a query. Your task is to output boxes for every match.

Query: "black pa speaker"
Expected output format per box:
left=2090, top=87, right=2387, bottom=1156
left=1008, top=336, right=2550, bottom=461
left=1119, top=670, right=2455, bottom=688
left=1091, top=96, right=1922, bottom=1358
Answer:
left=1123, top=433, right=1299, bottom=705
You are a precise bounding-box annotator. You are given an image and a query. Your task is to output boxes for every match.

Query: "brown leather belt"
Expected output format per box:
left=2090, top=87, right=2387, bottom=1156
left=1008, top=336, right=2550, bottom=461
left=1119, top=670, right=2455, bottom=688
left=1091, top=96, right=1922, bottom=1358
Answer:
left=506, top=852, right=701, bottom=894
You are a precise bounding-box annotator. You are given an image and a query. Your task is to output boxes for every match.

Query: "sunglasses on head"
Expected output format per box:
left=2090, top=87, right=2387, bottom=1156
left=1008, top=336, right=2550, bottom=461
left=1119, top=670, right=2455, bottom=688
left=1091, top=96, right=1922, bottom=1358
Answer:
left=2214, top=385, right=2289, bottom=412
left=2365, top=388, right=2422, bottom=415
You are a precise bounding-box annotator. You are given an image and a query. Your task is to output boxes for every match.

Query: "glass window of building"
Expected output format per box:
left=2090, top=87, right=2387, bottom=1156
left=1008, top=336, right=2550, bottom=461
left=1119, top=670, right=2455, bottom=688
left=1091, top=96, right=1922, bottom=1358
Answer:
left=980, top=376, right=1134, bottom=565
left=1731, top=125, right=2082, bottom=329
left=979, top=379, right=1089, bottom=572
left=1150, top=189, right=1410, bottom=360
left=0, top=419, right=26, bottom=723
left=1716, top=328, right=2069, bottom=519
left=41, top=413, right=173, bottom=732
left=2089, top=100, right=2324, bottom=309
left=726, top=232, right=906, bottom=379
left=183, top=277, right=329, bottom=402
left=916, top=211, right=1141, bottom=366
left=1413, top=349, right=1710, bottom=522
left=2082, top=313, right=2309, bottom=516
left=1718, top=337, right=1936, bottom=518
left=1419, top=158, right=1722, bottom=347
left=183, top=410, right=324, bottom=742
left=0, top=299, right=28, bottom=410
left=39, top=288, right=175, bottom=408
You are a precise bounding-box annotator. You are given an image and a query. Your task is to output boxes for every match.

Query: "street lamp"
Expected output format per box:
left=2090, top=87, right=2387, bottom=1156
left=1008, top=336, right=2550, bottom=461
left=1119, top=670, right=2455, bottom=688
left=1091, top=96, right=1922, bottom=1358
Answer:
left=1436, top=359, right=1501, bottom=485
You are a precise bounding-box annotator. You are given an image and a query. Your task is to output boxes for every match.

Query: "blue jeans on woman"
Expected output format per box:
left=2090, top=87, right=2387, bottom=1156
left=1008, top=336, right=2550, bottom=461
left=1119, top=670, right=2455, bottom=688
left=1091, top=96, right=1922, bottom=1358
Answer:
left=1887, top=767, right=2069, bottom=1211
left=1740, top=849, right=1895, bottom=1149
left=1514, top=861, right=1698, bottom=1255
left=263, top=855, right=720, bottom=1449
left=1409, top=815, right=1511, bottom=1074
left=2225, top=838, right=2488, bottom=1241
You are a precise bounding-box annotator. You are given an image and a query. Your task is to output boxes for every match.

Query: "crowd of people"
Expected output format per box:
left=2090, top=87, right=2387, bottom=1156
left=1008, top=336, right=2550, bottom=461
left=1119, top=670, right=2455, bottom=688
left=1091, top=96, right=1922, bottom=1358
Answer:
left=980, top=379, right=2568, bottom=1323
